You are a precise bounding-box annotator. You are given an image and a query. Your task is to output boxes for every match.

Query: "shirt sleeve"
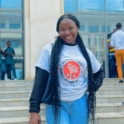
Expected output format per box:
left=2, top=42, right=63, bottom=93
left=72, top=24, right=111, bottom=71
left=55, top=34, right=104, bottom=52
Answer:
left=110, top=34, right=115, bottom=47
left=35, top=44, right=52, bottom=73
left=87, top=49, right=101, bottom=73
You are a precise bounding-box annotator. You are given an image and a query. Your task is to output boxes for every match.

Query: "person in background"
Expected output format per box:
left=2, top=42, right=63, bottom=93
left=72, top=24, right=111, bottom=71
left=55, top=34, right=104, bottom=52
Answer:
left=1, top=60, right=6, bottom=80
left=0, top=46, right=4, bottom=80
left=0, top=46, right=6, bottom=80
left=110, top=23, right=124, bottom=83
left=107, top=29, right=117, bottom=78
left=4, top=41, right=17, bottom=80
left=29, top=14, right=104, bottom=124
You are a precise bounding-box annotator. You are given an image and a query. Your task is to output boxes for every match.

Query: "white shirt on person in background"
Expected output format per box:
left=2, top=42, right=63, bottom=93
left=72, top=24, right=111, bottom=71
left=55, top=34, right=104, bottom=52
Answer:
left=110, top=29, right=124, bottom=50
left=35, top=44, right=100, bottom=101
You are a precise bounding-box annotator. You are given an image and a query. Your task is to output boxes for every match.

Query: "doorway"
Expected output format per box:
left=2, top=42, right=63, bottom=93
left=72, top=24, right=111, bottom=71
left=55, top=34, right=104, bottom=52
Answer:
left=80, top=33, right=108, bottom=77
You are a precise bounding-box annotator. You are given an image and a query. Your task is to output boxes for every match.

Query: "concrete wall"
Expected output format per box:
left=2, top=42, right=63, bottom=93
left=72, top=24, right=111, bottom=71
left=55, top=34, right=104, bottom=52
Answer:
left=24, top=0, right=64, bottom=79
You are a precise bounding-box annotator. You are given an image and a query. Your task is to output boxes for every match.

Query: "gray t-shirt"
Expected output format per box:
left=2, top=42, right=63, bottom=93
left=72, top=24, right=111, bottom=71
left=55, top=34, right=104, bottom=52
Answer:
left=35, top=44, right=100, bottom=101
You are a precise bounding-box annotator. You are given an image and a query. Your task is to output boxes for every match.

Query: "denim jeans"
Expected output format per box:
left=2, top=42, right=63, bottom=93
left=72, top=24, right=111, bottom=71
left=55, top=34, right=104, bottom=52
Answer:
left=46, top=93, right=88, bottom=124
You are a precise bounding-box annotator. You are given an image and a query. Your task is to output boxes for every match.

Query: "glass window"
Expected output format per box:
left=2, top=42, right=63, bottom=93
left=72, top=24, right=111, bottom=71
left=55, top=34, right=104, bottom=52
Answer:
left=0, top=12, right=22, bottom=31
left=9, top=23, right=21, bottom=29
left=80, top=26, right=84, bottom=31
left=0, top=0, right=24, bottom=79
left=0, top=32, right=23, bottom=54
left=102, top=26, right=110, bottom=32
left=106, top=16, right=124, bottom=33
left=89, top=26, right=99, bottom=32
left=80, top=34, right=91, bottom=50
left=78, top=0, right=104, bottom=12
left=78, top=14, right=105, bottom=33
left=93, top=35, right=105, bottom=66
left=0, top=40, right=5, bottom=48
left=106, top=0, right=124, bottom=12
left=0, top=32, right=24, bottom=79
left=11, top=40, right=22, bottom=48
left=64, top=0, right=76, bottom=12
left=0, top=0, right=22, bottom=9
left=0, top=23, right=5, bottom=28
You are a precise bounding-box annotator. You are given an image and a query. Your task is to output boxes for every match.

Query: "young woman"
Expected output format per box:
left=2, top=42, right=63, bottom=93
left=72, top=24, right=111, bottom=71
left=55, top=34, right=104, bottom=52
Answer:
left=29, top=14, right=104, bottom=124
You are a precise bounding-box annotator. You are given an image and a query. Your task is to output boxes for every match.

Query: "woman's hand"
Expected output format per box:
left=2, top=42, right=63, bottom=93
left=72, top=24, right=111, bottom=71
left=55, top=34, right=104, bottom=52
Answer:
left=29, top=112, right=41, bottom=124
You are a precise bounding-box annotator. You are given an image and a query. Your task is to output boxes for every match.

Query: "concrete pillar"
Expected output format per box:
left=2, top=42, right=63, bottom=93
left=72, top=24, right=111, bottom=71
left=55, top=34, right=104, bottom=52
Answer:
left=24, top=0, right=64, bottom=80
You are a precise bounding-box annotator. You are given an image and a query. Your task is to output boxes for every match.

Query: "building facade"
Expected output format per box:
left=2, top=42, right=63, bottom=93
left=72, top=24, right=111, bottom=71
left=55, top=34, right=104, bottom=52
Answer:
left=0, top=0, right=124, bottom=79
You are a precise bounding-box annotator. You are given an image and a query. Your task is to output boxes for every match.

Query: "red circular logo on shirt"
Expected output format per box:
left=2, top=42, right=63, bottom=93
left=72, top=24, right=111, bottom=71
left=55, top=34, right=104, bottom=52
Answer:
left=63, top=60, right=81, bottom=81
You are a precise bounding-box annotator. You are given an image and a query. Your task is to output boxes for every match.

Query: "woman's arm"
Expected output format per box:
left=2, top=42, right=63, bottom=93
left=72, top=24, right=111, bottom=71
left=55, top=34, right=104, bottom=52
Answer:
left=93, top=68, right=104, bottom=92
left=29, top=66, right=49, bottom=113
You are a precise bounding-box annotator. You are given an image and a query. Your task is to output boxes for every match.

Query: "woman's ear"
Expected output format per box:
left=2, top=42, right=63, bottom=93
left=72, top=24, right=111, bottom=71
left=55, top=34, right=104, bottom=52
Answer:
left=76, top=26, right=79, bottom=30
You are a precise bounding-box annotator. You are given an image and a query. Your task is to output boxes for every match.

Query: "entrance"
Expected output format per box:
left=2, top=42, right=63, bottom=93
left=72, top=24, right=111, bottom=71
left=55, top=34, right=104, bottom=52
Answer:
left=80, top=33, right=108, bottom=77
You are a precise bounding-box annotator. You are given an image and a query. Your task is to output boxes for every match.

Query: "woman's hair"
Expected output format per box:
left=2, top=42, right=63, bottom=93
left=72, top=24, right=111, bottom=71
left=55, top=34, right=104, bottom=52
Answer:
left=50, top=14, right=96, bottom=124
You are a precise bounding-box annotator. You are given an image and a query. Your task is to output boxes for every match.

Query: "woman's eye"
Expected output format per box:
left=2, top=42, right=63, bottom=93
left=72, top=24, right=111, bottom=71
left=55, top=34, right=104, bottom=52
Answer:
left=69, top=27, right=73, bottom=30
left=60, top=29, right=65, bottom=31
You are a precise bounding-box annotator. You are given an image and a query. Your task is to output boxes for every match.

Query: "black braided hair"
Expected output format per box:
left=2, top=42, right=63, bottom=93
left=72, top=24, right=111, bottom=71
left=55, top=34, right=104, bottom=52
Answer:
left=50, top=14, right=96, bottom=124
left=50, top=36, right=63, bottom=124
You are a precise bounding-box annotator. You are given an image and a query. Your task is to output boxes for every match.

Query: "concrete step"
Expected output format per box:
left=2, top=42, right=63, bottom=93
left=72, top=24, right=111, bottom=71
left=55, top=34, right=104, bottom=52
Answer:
left=100, top=86, right=124, bottom=90
left=96, top=95, right=124, bottom=103
left=0, top=89, right=123, bottom=98
left=0, top=78, right=122, bottom=87
left=0, top=116, right=46, bottom=124
left=0, top=84, right=124, bottom=92
left=0, top=91, right=31, bottom=99
left=0, top=80, right=33, bottom=87
left=0, top=86, right=124, bottom=99
left=0, top=79, right=123, bottom=91
left=0, top=98, right=29, bottom=107
left=0, top=103, right=123, bottom=118
left=100, top=84, right=124, bottom=89
left=95, top=112, right=124, bottom=124
left=0, top=78, right=117, bottom=82
left=0, top=88, right=124, bottom=99
left=103, top=78, right=122, bottom=83
left=0, top=95, right=123, bottom=107
left=0, top=86, right=32, bottom=92
left=0, top=79, right=123, bottom=124
left=97, top=89, right=124, bottom=95
left=96, top=103, right=124, bottom=113
left=0, top=112, right=123, bottom=124
left=0, top=105, right=45, bottom=118
left=0, top=82, right=124, bottom=89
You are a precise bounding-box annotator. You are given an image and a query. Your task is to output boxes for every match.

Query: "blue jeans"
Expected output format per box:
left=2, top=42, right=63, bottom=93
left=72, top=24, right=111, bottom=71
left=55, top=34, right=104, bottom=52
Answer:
left=46, top=93, right=88, bottom=124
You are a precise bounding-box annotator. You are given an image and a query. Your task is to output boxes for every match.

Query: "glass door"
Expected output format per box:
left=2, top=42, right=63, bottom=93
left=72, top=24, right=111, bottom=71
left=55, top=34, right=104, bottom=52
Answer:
left=80, top=33, right=107, bottom=77
left=92, top=35, right=106, bottom=76
left=80, top=34, right=91, bottom=50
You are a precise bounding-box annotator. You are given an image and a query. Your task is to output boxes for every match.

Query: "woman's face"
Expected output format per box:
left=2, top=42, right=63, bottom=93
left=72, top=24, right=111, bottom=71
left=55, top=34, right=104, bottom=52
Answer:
left=58, top=18, right=78, bottom=44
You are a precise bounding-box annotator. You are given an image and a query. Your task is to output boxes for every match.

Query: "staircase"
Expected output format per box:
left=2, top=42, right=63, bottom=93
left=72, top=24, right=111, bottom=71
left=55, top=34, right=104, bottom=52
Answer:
left=0, top=79, right=124, bottom=124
